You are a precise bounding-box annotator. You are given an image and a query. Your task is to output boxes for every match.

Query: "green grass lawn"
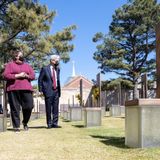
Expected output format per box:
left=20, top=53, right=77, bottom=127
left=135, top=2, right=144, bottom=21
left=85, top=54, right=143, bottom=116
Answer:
left=0, top=114, right=160, bottom=160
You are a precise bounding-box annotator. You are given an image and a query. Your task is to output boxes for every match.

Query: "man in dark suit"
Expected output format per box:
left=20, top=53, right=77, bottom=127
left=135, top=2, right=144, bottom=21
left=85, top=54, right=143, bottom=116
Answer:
left=38, top=55, right=61, bottom=128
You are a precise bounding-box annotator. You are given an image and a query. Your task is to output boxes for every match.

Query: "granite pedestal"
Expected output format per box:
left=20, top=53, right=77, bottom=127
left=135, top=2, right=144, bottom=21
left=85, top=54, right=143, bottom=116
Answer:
left=101, top=106, right=106, bottom=117
left=109, top=105, right=121, bottom=117
left=69, top=107, right=82, bottom=121
left=84, top=107, right=101, bottom=127
left=30, top=112, right=39, bottom=120
left=125, top=99, right=160, bottom=148
left=120, top=105, right=125, bottom=116
left=63, top=111, right=70, bottom=121
left=0, top=114, right=7, bottom=132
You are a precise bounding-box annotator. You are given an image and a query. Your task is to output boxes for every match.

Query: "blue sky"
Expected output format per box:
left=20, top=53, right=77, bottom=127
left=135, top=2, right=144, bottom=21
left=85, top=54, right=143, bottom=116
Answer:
left=39, top=0, right=133, bottom=85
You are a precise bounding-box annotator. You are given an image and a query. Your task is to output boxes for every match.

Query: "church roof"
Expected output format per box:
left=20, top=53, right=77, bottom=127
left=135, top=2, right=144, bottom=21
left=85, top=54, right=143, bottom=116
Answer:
left=62, top=75, right=93, bottom=89
left=63, top=76, right=76, bottom=85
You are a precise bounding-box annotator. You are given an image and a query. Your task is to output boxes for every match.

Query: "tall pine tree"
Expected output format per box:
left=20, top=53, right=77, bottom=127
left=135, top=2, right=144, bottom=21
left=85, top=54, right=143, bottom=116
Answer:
left=0, top=0, right=76, bottom=79
left=93, top=0, right=160, bottom=98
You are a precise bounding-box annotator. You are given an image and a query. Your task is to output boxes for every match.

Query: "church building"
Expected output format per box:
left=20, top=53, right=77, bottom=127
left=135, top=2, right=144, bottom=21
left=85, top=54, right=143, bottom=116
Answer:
left=59, top=61, right=93, bottom=107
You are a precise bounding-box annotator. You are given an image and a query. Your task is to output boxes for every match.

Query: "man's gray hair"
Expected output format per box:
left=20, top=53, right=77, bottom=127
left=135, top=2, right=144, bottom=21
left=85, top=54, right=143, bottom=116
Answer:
left=50, top=55, right=60, bottom=61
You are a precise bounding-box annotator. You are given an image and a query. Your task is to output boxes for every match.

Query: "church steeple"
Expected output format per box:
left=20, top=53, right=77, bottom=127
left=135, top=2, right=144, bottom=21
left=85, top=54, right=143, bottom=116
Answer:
left=72, top=60, right=76, bottom=77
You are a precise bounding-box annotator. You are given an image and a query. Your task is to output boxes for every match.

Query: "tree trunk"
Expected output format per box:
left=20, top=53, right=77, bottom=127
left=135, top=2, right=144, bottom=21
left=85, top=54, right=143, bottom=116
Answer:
left=133, top=81, right=139, bottom=99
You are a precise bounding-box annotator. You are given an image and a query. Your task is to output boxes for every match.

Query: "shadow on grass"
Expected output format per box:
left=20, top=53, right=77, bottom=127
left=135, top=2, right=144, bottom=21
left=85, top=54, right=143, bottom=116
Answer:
left=104, top=115, right=125, bottom=119
left=72, top=124, right=85, bottom=128
left=7, top=128, right=15, bottom=132
left=104, top=115, right=110, bottom=117
left=120, top=116, right=125, bottom=119
left=114, top=116, right=125, bottom=119
left=62, top=120, right=71, bottom=122
left=91, top=135, right=129, bottom=149
left=7, top=126, right=47, bottom=131
left=29, top=126, right=47, bottom=129
left=7, top=128, right=23, bottom=132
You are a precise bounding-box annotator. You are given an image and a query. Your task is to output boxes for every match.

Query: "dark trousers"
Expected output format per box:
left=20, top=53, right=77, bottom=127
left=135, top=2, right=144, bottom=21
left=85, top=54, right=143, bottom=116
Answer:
left=44, top=90, right=59, bottom=127
left=8, top=90, right=33, bottom=128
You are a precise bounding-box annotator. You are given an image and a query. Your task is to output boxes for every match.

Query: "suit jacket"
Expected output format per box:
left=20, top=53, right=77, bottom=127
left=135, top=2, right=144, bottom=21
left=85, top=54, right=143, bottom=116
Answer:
left=38, top=65, right=61, bottom=97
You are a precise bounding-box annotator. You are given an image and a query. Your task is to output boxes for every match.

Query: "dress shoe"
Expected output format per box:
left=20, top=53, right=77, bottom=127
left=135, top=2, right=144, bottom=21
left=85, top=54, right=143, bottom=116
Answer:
left=52, top=125, right=62, bottom=128
left=47, top=125, right=52, bottom=129
left=23, top=124, right=29, bottom=131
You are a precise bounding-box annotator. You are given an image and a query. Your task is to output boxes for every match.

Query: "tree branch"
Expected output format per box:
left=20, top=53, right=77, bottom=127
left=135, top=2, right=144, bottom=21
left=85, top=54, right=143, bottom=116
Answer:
left=1, top=29, right=22, bottom=44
